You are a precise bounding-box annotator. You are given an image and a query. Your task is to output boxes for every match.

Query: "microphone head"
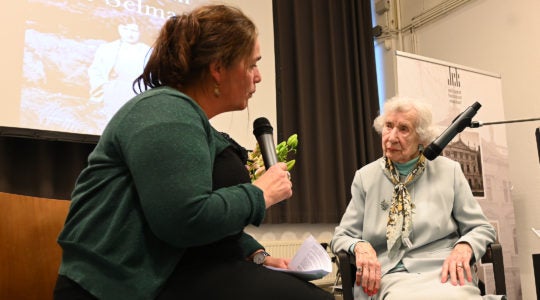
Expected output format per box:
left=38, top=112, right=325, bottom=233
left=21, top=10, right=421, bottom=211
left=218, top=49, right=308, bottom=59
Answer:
left=423, top=143, right=442, bottom=160
left=253, top=117, right=273, bottom=137
left=471, top=101, right=482, bottom=111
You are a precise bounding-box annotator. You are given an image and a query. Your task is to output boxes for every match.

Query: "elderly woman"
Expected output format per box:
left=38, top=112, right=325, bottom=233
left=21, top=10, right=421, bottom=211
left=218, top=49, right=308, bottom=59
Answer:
left=331, top=96, right=496, bottom=299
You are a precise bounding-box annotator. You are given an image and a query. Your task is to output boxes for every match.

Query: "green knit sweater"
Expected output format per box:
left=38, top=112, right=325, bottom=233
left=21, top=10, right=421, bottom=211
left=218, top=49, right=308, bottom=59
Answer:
left=57, top=87, right=266, bottom=299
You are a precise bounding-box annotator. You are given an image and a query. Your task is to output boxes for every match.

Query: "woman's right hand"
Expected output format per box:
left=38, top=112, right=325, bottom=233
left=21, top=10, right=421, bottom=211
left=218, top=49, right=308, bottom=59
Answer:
left=252, top=162, right=292, bottom=208
left=354, top=241, right=381, bottom=297
left=264, top=256, right=291, bottom=269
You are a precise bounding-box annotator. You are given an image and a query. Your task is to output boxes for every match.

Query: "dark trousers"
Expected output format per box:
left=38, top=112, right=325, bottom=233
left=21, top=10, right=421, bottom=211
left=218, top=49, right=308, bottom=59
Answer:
left=158, top=257, right=334, bottom=300
left=54, top=259, right=334, bottom=300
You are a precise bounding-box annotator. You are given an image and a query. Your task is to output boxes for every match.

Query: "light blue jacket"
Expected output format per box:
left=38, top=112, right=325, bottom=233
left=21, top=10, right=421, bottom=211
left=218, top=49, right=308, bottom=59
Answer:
left=331, top=156, right=496, bottom=275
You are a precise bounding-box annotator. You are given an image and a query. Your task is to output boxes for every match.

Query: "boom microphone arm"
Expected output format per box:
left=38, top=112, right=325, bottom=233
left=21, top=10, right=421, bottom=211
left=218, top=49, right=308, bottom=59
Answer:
left=469, top=117, right=540, bottom=128
left=469, top=117, right=540, bottom=164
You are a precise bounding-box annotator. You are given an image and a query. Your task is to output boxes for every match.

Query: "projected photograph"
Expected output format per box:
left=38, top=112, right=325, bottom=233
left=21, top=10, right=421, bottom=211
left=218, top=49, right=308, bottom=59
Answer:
left=20, top=0, right=208, bottom=135
left=440, top=130, right=485, bottom=198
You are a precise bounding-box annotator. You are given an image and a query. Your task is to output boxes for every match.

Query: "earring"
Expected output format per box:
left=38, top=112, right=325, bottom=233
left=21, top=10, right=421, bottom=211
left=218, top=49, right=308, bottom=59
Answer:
left=418, top=144, right=424, bottom=152
left=213, top=84, right=220, bottom=97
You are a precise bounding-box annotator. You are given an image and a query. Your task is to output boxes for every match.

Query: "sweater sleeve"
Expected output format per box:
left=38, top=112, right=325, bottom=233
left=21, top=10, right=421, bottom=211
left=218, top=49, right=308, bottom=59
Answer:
left=238, top=231, right=264, bottom=258
left=331, top=169, right=368, bottom=254
left=118, top=92, right=266, bottom=249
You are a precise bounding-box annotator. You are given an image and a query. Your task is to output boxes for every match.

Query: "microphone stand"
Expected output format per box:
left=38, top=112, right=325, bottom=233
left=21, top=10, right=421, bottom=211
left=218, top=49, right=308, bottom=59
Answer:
left=468, top=117, right=540, bottom=163
left=469, top=117, right=540, bottom=128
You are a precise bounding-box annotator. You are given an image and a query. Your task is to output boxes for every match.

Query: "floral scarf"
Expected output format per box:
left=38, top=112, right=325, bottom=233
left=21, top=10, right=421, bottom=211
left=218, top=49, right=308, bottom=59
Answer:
left=381, top=154, right=426, bottom=258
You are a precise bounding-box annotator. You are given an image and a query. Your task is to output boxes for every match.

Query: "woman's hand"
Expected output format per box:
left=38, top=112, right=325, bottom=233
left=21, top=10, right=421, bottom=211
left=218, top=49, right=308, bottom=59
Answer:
left=441, top=242, right=474, bottom=286
left=264, top=256, right=290, bottom=269
left=252, top=162, right=292, bottom=208
left=354, top=242, right=381, bottom=297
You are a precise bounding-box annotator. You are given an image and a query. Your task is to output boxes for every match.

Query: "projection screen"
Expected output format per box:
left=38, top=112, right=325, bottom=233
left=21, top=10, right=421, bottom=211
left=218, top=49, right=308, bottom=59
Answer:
left=1, top=0, right=276, bottom=147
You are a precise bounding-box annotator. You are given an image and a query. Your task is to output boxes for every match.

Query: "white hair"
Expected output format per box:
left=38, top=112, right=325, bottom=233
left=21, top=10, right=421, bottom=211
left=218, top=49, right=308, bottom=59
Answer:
left=373, top=96, right=437, bottom=145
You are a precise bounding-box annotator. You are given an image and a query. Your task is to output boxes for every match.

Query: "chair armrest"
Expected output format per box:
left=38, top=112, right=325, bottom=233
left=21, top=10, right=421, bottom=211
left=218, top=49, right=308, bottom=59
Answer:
left=481, top=242, right=506, bottom=296
left=336, top=250, right=356, bottom=300
left=338, top=243, right=506, bottom=298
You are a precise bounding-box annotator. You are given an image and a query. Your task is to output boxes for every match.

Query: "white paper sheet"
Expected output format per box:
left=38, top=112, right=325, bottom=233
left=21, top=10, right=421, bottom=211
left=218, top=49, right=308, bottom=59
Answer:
left=265, top=235, right=332, bottom=281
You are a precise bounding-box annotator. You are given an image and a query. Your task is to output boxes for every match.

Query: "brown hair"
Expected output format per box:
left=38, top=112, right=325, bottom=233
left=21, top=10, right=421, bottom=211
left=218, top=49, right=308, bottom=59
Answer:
left=133, top=4, right=257, bottom=92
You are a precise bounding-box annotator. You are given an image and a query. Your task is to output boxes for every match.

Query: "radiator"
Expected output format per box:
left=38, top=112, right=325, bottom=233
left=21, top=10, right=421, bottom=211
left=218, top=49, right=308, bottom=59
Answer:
left=260, top=240, right=338, bottom=286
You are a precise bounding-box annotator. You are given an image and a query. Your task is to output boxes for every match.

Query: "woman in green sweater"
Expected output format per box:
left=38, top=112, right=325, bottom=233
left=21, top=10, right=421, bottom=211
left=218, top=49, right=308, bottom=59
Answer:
left=53, top=4, right=333, bottom=300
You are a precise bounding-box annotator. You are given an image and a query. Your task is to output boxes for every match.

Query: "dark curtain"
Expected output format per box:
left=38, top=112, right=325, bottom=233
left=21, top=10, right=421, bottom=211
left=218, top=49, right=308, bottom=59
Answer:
left=266, top=0, right=382, bottom=223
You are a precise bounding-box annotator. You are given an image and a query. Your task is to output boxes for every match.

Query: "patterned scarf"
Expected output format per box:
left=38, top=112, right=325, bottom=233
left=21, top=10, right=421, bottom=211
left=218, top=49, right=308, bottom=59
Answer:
left=382, top=154, right=426, bottom=258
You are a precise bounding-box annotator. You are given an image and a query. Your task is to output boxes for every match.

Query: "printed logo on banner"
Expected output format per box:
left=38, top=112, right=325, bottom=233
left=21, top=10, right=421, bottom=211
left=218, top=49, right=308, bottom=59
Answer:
left=448, top=67, right=462, bottom=105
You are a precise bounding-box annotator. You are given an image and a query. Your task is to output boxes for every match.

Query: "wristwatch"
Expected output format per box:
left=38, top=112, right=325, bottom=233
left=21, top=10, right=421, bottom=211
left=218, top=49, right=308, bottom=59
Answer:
left=253, top=251, right=270, bottom=265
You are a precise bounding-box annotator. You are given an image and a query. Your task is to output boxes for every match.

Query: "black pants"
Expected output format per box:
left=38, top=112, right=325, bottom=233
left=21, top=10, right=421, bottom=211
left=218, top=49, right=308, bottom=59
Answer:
left=158, top=257, right=334, bottom=300
left=54, top=260, right=333, bottom=300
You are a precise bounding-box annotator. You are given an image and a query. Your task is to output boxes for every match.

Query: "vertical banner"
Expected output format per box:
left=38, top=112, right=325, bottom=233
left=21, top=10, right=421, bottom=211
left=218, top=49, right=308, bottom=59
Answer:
left=395, top=51, right=520, bottom=298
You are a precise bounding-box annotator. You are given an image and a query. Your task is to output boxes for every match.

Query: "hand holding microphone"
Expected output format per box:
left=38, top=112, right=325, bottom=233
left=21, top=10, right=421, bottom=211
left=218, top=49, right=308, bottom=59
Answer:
left=252, top=117, right=292, bottom=207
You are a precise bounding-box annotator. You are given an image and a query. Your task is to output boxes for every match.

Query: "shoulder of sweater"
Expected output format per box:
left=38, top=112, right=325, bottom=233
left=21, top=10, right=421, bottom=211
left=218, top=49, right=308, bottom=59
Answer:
left=106, top=87, right=208, bottom=137
left=128, top=87, right=204, bottom=117
left=426, top=155, right=459, bottom=169
left=357, top=157, right=384, bottom=173
left=352, top=158, right=385, bottom=186
left=137, top=86, right=190, bottom=101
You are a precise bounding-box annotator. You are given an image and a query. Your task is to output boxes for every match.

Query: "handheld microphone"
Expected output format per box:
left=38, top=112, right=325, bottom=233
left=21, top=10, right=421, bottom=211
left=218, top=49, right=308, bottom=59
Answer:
left=423, top=101, right=482, bottom=160
left=253, top=117, right=278, bottom=168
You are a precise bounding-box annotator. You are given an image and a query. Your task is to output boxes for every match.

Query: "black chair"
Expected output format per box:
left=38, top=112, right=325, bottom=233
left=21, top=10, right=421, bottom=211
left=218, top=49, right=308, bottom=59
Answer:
left=335, top=243, right=506, bottom=300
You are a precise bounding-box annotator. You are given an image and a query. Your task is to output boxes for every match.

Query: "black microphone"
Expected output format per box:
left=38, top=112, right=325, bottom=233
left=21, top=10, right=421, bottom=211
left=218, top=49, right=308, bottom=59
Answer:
left=423, top=101, right=482, bottom=160
left=253, top=117, right=278, bottom=168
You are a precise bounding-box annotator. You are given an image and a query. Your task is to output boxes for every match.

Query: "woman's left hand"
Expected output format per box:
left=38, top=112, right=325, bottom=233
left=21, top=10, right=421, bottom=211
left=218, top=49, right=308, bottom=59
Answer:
left=441, top=242, right=474, bottom=286
left=264, top=256, right=291, bottom=269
